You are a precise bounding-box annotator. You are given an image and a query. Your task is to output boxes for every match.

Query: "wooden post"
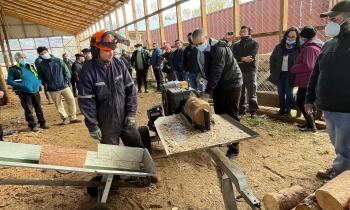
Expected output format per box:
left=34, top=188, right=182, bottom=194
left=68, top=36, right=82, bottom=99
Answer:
left=131, top=0, right=140, bottom=42
left=0, top=9, right=14, bottom=66
left=115, top=9, right=120, bottom=33
left=233, top=0, right=240, bottom=38
left=109, top=13, right=114, bottom=30
left=122, top=5, right=131, bottom=51
left=279, top=0, right=289, bottom=39
left=176, top=0, right=183, bottom=41
left=103, top=17, right=107, bottom=30
left=0, top=15, right=9, bottom=104
left=98, top=18, right=103, bottom=30
left=157, top=0, right=166, bottom=45
left=200, top=0, right=208, bottom=32
left=143, top=0, right=152, bottom=48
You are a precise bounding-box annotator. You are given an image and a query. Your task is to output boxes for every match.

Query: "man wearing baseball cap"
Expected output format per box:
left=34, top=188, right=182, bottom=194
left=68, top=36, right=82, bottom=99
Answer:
left=305, top=0, right=350, bottom=179
left=78, top=30, right=144, bottom=148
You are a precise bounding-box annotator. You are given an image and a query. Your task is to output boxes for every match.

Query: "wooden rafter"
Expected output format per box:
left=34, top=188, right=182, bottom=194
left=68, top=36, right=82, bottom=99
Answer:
left=131, top=0, right=140, bottom=41
left=4, top=10, right=78, bottom=34
left=143, top=0, right=152, bottom=48
left=157, top=0, right=165, bottom=44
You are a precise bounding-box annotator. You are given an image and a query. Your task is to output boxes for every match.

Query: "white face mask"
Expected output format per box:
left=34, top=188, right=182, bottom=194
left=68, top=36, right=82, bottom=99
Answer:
left=325, top=17, right=350, bottom=38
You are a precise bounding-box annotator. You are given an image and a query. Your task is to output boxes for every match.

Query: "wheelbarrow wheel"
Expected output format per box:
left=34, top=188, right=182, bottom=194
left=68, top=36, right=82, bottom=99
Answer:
left=138, top=126, right=152, bottom=154
left=87, top=203, right=111, bottom=210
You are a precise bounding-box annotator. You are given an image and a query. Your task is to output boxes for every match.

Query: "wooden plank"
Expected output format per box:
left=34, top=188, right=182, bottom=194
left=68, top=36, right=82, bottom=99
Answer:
left=200, top=0, right=208, bottom=32
left=122, top=5, right=131, bottom=51
left=157, top=0, right=166, bottom=44
left=176, top=0, right=183, bottom=41
left=143, top=0, right=152, bottom=48
left=39, top=144, right=87, bottom=168
left=0, top=10, right=14, bottom=66
left=97, top=144, right=145, bottom=163
left=0, top=142, right=41, bottom=163
left=279, top=0, right=289, bottom=38
left=84, top=151, right=141, bottom=171
left=233, top=0, right=240, bottom=38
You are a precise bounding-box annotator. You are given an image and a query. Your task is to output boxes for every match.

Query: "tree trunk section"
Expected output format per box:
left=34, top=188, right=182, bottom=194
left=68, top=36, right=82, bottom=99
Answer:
left=315, top=170, right=350, bottom=210
left=263, top=185, right=308, bottom=210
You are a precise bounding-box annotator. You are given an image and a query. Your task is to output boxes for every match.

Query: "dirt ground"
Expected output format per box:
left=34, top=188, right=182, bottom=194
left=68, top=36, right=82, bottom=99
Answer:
left=0, top=89, right=333, bottom=210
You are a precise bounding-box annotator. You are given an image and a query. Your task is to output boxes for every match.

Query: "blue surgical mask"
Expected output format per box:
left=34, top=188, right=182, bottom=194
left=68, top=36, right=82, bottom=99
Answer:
left=18, top=58, right=26, bottom=66
left=286, top=39, right=296, bottom=45
left=41, top=53, right=51, bottom=60
left=197, top=43, right=208, bottom=52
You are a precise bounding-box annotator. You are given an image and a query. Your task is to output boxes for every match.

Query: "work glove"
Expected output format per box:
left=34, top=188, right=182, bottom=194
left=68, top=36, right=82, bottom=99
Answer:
left=124, top=115, right=136, bottom=129
left=90, top=128, right=102, bottom=141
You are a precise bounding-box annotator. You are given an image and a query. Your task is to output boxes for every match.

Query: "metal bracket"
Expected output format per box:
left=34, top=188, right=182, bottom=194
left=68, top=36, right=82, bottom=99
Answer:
left=208, top=148, right=261, bottom=210
left=101, top=174, right=114, bottom=204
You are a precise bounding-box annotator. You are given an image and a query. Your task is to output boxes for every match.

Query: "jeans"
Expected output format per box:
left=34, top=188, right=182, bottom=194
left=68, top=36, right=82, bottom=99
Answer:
left=188, top=73, right=199, bottom=90
left=152, top=66, right=164, bottom=90
left=239, top=72, right=259, bottom=113
left=175, top=71, right=188, bottom=82
left=324, top=111, right=350, bottom=177
left=136, top=69, right=148, bottom=91
left=277, top=72, right=294, bottom=112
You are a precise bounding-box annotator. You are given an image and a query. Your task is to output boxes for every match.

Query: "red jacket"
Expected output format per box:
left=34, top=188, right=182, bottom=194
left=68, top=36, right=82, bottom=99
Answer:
left=290, top=38, right=323, bottom=88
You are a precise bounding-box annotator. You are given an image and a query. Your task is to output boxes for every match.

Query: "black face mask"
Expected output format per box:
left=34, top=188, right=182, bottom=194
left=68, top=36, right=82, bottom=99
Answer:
left=241, top=36, right=250, bottom=40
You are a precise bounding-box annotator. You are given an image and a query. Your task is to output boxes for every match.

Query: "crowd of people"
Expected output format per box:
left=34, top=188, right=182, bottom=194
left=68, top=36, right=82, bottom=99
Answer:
left=0, top=0, right=349, bottom=179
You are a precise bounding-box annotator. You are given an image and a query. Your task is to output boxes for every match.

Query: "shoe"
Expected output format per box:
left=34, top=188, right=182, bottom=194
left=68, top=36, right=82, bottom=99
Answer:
left=137, top=90, right=142, bottom=93
left=316, top=168, right=333, bottom=180
left=226, top=144, right=239, bottom=160
left=297, top=123, right=307, bottom=128
left=239, top=110, right=246, bottom=116
left=61, top=118, right=70, bottom=125
left=144, top=90, right=149, bottom=93
left=31, top=127, right=40, bottom=132
left=40, top=124, right=50, bottom=129
left=299, top=127, right=317, bottom=132
left=250, top=112, right=258, bottom=118
left=70, top=119, right=82, bottom=124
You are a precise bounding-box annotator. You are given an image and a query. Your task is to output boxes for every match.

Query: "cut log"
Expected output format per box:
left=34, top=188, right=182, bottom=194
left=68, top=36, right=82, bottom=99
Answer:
left=39, top=144, right=87, bottom=168
left=348, top=198, right=350, bottom=209
left=263, top=185, right=308, bottom=210
left=183, top=97, right=213, bottom=126
left=315, top=170, right=350, bottom=210
left=295, top=194, right=321, bottom=210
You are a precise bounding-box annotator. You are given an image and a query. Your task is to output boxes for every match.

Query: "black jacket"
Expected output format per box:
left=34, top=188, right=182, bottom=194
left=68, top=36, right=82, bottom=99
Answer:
left=71, top=61, right=83, bottom=82
left=231, top=38, right=259, bottom=73
left=171, top=48, right=184, bottom=72
left=131, top=49, right=150, bottom=71
left=120, top=54, right=132, bottom=70
left=205, top=39, right=243, bottom=93
left=268, top=44, right=299, bottom=86
left=306, top=27, right=350, bottom=113
left=183, top=44, right=200, bottom=74
left=162, top=51, right=173, bottom=73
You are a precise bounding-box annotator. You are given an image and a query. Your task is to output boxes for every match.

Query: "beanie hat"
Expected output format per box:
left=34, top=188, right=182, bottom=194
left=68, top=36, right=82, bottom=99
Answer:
left=300, top=26, right=316, bottom=39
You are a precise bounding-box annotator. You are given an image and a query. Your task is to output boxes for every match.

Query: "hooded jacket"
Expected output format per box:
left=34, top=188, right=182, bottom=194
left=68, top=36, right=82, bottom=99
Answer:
left=290, top=38, right=323, bottom=88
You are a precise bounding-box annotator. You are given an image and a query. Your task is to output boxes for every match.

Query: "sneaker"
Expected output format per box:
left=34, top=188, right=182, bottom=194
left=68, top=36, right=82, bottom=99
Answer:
left=40, top=124, right=50, bottom=129
left=70, top=119, right=82, bottom=124
left=316, top=168, right=333, bottom=180
left=144, top=90, right=149, bottom=93
left=61, top=118, right=70, bottom=125
left=31, top=127, right=40, bottom=132
left=226, top=144, right=239, bottom=159
left=299, top=127, right=317, bottom=132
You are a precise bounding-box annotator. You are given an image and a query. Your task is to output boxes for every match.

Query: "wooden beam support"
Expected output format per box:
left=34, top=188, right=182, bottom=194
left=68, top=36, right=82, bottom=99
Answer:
left=0, top=9, right=13, bottom=66
left=279, top=0, right=289, bottom=38
left=143, top=0, right=152, bottom=48
left=103, top=17, right=107, bottom=30
left=200, top=0, right=208, bottom=32
left=109, top=13, right=115, bottom=30
left=131, top=0, right=140, bottom=42
left=122, top=4, right=131, bottom=51
left=157, top=0, right=166, bottom=44
left=115, top=9, right=121, bottom=32
left=233, top=0, right=240, bottom=38
left=176, top=0, right=183, bottom=41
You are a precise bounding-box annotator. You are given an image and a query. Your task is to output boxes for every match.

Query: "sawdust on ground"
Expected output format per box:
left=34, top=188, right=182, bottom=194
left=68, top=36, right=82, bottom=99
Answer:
left=0, top=90, right=333, bottom=210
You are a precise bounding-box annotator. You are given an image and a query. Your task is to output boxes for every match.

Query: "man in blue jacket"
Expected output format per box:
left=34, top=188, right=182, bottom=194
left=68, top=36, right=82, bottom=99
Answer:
left=7, top=52, right=49, bottom=131
left=36, top=46, right=81, bottom=125
left=78, top=30, right=144, bottom=147
left=150, top=43, right=164, bottom=91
